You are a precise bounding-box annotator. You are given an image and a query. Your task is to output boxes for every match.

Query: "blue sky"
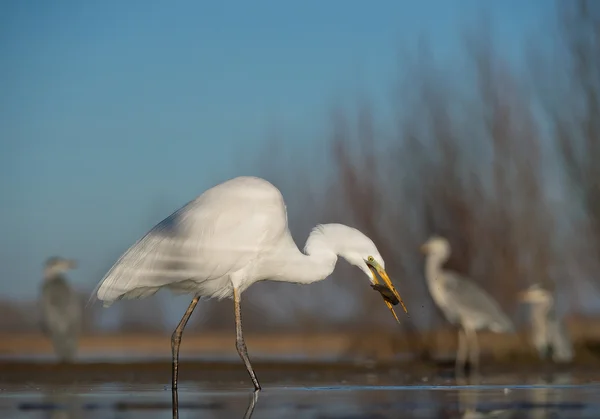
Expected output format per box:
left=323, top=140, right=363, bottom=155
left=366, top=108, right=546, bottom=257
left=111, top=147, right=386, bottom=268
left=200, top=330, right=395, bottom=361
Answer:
left=0, top=0, right=553, bottom=300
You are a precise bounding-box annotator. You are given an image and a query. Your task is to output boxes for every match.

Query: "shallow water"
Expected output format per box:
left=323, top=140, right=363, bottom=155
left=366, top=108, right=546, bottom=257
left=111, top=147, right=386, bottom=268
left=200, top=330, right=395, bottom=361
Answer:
left=1, top=365, right=599, bottom=418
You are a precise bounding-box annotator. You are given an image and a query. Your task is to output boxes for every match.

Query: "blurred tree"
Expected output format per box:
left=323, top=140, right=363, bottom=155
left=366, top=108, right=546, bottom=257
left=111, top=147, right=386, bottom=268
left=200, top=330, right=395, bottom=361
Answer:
left=551, top=0, right=600, bottom=295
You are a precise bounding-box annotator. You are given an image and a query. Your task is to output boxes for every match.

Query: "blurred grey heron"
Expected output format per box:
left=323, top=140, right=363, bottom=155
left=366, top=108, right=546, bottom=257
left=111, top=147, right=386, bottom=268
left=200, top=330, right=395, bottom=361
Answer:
left=518, top=283, right=573, bottom=363
left=40, top=257, right=82, bottom=363
left=420, top=236, right=514, bottom=373
left=92, top=176, right=407, bottom=415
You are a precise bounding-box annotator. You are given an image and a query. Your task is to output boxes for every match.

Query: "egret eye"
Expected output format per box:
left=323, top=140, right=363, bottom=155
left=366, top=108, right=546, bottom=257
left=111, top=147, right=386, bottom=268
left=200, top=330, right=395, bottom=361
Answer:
left=367, top=256, right=375, bottom=263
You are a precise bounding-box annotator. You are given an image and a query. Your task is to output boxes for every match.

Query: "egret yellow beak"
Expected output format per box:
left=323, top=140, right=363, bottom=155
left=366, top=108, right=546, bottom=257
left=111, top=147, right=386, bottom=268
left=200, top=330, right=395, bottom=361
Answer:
left=366, top=259, right=408, bottom=324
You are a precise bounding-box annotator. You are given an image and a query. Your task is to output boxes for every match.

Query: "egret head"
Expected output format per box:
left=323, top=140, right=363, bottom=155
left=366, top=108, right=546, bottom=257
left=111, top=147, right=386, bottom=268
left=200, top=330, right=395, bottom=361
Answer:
left=518, top=283, right=553, bottom=305
left=364, top=255, right=409, bottom=320
left=44, top=257, right=77, bottom=279
left=306, top=224, right=407, bottom=322
left=420, top=235, right=451, bottom=261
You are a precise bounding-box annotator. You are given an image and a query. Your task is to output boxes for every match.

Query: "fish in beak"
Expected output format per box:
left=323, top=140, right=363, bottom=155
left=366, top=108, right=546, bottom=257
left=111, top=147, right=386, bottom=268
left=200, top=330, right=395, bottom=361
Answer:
left=365, top=259, right=408, bottom=323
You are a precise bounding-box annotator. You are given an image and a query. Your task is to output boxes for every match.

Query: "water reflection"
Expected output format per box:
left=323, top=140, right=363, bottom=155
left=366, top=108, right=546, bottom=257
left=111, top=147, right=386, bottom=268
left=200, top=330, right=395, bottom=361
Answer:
left=5, top=369, right=600, bottom=419
left=243, top=391, right=259, bottom=419
left=170, top=386, right=258, bottom=419
left=457, top=376, right=513, bottom=419
left=529, top=372, right=573, bottom=419
left=20, top=389, right=85, bottom=419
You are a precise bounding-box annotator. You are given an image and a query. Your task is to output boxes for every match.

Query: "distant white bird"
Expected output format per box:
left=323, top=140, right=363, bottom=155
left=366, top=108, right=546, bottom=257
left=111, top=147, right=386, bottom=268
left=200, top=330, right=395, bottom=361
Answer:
left=94, top=176, right=407, bottom=397
left=420, top=236, right=514, bottom=373
left=40, top=257, right=82, bottom=363
left=518, top=283, right=573, bottom=363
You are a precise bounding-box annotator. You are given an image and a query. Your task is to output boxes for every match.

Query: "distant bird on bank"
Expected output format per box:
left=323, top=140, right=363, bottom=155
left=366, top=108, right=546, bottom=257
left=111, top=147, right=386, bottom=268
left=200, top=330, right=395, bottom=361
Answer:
left=420, top=236, right=514, bottom=373
left=518, top=283, right=573, bottom=363
left=93, top=176, right=408, bottom=406
left=40, top=257, right=82, bottom=363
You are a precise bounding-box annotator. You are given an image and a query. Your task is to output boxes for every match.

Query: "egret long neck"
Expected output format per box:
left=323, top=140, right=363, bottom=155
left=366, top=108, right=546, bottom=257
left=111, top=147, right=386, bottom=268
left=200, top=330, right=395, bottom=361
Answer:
left=531, top=298, right=554, bottom=337
left=43, top=269, right=64, bottom=282
left=269, top=250, right=337, bottom=285
left=265, top=232, right=338, bottom=285
left=425, top=255, right=446, bottom=286
left=531, top=303, right=550, bottom=340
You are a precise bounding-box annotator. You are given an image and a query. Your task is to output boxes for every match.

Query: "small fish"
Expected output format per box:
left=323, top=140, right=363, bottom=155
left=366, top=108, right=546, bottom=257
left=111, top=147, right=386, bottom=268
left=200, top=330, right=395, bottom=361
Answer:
left=371, top=283, right=400, bottom=306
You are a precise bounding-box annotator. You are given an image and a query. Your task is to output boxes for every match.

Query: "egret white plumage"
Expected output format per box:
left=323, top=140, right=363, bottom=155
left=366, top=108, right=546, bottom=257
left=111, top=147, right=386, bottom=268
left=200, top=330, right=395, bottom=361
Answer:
left=40, top=257, right=82, bottom=363
left=518, top=283, right=573, bottom=363
left=420, top=236, right=514, bottom=373
left=94, top=176, right=407, bottom=394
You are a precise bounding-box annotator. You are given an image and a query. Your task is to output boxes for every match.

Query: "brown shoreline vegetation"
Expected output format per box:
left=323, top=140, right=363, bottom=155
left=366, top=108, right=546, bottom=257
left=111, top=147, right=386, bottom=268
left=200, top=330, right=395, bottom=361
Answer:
left=2, top=315, right=600, bottom=365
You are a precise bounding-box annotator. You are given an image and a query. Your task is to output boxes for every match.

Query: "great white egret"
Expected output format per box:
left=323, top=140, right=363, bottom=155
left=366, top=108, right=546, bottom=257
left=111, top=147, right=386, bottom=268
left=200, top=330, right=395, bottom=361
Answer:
left=518, top=283, right=573, bottom=363
left=420, top=236, right=514, bottom=373
left=40, top=257, right=82, bottom=363
left=94, top=176, right=407, bottom=396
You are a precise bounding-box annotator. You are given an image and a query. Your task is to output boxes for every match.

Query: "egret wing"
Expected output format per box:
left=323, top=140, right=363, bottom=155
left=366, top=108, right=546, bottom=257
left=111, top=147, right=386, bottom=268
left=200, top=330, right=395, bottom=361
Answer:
left=443, top=271, right=514, bottom=332
left=96, top=182, right=287, bottom=305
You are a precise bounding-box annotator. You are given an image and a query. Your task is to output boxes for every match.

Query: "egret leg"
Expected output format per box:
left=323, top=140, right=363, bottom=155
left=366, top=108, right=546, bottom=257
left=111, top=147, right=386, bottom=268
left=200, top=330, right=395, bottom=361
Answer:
left=455, top=328, right=468, bottom=374
left=234, top=287, right=261, bottom=390
left=171, top=295, right=200, bottom=418
left=464, top=327, right=480, bottom=373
